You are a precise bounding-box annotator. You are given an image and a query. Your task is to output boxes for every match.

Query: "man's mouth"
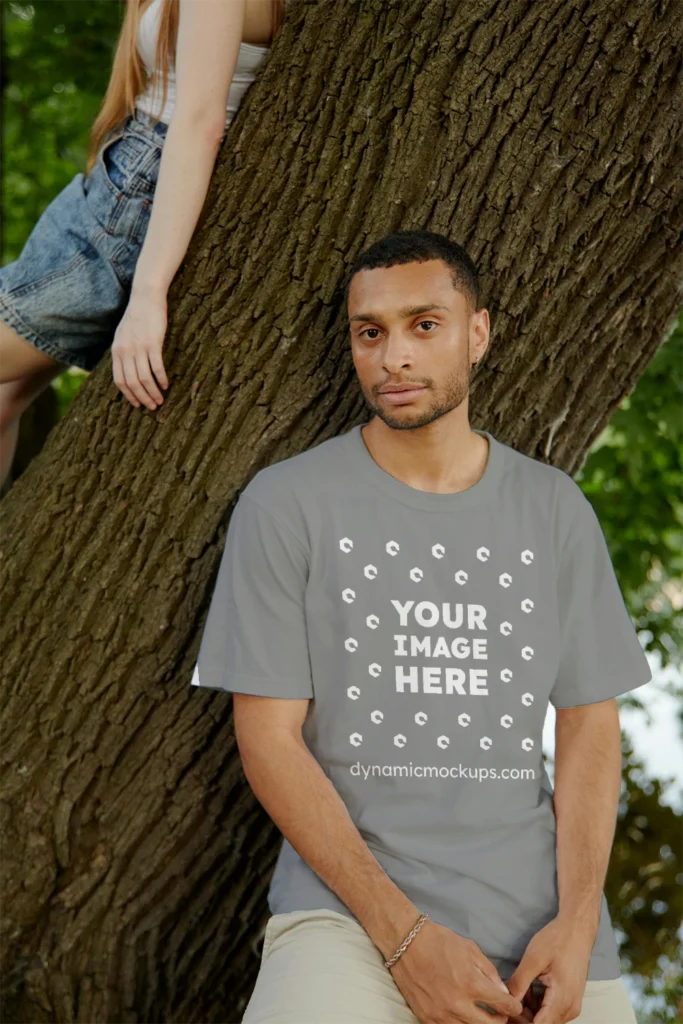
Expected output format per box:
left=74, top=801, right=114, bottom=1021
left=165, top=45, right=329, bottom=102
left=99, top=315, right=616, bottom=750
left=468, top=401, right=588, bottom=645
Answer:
left=377, top=383, right=427, bottom=405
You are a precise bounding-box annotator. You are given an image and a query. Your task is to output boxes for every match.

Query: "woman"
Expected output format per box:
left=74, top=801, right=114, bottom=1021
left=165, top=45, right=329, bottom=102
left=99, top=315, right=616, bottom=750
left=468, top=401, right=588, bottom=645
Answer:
left=0, top=0, right=286, bottom=487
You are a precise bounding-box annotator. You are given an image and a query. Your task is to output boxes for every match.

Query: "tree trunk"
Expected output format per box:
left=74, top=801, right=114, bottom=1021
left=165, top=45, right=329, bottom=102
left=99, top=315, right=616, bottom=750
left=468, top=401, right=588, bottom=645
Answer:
left=1, top=0, right=681, bottom=1020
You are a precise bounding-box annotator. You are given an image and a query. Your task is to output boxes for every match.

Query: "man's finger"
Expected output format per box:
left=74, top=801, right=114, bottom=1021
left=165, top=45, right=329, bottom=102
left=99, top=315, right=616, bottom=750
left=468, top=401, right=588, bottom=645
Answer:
left=505, top=995, right=536, bottom=1024
left=506, top=955, right=548, bottom=1003
left=506, top=1006, right=535, bottom=1024
left=476, top=978, right=524, bottom=1019
left=531, top=981, right=570, bottom=1024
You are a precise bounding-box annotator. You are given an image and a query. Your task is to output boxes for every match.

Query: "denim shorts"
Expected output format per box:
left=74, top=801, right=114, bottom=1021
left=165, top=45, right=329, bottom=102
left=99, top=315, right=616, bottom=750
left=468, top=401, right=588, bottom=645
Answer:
left=0, top=107, right=168, bottom=372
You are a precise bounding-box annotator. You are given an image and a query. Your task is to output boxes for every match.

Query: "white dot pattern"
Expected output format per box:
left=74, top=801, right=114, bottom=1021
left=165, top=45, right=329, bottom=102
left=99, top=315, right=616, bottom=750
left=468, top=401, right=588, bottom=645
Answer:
left=341, top=535, right=537, bottom=753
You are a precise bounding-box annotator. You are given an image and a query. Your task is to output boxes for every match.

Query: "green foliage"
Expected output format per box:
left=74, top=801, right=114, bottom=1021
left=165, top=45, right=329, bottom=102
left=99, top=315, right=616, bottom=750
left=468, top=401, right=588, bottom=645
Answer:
left=52, top=367, right=88, bottom=419
left=3, top=0, right=123, bottom=261
left=608, top=733, right=682, bottom=986
left=3, top=0, right=122, bottom=459
left=577, top=312, right=683, bottom=673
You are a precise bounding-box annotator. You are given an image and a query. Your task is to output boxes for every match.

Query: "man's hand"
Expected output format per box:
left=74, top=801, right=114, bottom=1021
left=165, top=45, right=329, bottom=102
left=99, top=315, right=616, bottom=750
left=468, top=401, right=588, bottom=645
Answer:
left=112, top=287, right=169, bottom=410
left=505, top=916, right=594, bottom=1023
left=390, top=918, right=524, bottom=1023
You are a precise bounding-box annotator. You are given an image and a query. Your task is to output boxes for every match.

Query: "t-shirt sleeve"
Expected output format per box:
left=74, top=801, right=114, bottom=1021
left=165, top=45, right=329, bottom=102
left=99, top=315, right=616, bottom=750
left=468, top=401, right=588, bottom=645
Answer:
left=549, top=492, right=652, bottom=709
left=191, top=492, right=314, bottom=699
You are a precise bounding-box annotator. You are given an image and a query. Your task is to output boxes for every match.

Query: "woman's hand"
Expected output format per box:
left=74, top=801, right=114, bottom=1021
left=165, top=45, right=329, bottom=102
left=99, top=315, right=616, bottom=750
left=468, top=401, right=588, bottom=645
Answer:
left=112, top=286, right=169, bottom=409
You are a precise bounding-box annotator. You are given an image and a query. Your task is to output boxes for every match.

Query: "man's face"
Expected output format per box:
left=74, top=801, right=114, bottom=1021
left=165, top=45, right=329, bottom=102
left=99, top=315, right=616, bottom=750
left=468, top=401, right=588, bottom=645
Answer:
left=347, top=259, right=489, bottom=431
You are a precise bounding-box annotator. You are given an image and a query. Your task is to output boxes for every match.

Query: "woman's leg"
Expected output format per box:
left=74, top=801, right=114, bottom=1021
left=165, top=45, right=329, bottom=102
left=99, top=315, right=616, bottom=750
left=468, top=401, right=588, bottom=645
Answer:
left=0, top=319, right=70, bottom=382
left=0, top=320, right=70, bottom=487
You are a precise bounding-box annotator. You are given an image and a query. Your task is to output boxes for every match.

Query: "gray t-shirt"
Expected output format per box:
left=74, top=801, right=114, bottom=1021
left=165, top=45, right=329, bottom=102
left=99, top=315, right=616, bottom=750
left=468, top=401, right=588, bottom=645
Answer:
left=192, top=423, right=652, bottom=981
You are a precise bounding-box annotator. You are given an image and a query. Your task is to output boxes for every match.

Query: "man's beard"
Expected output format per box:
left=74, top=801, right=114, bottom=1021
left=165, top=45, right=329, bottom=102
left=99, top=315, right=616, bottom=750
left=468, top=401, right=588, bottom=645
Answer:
left=364, top=360, right=472, bottom=431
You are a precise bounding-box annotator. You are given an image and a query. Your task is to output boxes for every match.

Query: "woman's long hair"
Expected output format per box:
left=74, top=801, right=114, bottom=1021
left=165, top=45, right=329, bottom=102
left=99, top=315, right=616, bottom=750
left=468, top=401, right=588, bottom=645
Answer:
left=86, top=0, right=285, bottom=173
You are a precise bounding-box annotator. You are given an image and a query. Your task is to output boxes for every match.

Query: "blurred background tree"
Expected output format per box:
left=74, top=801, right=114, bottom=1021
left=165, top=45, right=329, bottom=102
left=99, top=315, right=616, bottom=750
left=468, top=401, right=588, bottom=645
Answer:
left=2, top=3, right=682, bottom=1021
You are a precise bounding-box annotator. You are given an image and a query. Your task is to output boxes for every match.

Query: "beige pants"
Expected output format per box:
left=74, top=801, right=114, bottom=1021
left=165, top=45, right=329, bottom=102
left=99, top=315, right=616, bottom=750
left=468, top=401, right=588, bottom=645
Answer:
left=242, top=908, right=638, bottom=1024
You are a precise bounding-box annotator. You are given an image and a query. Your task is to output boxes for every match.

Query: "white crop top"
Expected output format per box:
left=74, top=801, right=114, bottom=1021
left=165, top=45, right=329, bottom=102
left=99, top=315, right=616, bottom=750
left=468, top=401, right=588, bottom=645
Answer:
left=135, top=0, right=270, bottom=128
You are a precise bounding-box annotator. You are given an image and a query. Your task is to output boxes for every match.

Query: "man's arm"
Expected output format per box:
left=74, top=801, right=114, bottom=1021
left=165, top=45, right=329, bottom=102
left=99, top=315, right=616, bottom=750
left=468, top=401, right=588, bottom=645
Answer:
left=505, top=698, right=625, bottom=1019
left=232, top=692, right=421, bottom=961
left=553, top=698, right=623, bottom=946
left=233, top=692, right=524, bottom=1022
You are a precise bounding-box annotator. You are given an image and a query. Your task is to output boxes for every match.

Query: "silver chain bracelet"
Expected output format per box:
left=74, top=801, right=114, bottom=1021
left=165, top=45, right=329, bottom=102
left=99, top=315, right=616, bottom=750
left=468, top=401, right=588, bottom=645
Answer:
left=383, top=911, right=429, bottom=969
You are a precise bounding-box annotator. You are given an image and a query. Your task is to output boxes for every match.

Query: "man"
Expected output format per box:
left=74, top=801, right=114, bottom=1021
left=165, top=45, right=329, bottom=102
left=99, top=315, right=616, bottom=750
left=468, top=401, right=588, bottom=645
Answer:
left=192, top=229, right=651, bottom=1023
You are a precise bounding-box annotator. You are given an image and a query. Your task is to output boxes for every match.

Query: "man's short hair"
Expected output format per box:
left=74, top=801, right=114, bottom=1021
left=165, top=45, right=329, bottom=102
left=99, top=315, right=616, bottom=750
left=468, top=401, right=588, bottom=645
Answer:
left=342, top=229, right=480, bottom=315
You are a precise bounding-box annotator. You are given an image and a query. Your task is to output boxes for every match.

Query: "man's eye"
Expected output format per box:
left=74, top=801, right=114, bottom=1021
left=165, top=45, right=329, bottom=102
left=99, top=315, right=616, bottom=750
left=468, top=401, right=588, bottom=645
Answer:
left=359, top=321, right=436, bottom=339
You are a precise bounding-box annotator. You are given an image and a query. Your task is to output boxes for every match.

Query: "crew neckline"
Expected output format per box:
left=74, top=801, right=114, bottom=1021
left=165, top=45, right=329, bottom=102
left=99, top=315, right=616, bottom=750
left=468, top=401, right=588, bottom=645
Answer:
left=341, top=422, right=505, bottom=512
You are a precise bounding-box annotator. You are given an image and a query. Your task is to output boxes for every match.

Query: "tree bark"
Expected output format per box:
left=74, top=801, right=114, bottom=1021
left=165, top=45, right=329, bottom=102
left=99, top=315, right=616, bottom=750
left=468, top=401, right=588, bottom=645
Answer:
left=1, top=0, right=681, bottom=1020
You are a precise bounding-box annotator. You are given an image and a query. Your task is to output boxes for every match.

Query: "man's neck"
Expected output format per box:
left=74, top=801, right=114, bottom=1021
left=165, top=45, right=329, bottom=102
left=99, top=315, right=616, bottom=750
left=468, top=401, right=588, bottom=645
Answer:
left=360, top=417, right=490, bottom=496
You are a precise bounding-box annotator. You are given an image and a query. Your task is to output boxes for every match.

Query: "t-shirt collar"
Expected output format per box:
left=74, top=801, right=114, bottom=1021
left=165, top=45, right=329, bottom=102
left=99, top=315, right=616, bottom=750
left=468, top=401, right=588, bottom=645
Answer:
left=342, top=422, right=505, bottom=512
